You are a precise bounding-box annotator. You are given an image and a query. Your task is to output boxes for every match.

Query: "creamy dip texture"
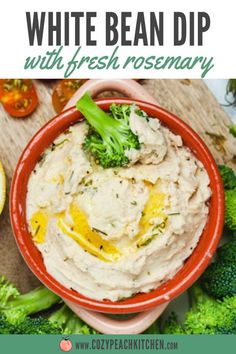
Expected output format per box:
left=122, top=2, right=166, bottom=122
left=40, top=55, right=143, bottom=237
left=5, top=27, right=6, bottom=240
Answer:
left=26, top=106, right=211, bottom=301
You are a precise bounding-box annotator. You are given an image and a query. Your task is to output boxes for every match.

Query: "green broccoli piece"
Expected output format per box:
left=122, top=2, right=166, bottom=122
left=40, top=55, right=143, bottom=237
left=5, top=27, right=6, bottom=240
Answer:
left=49, top=304, right=97, bottom=334
left=0, top=311, right=64, bottom=334
left=10, top=316, right=61, bottom=334
left=199, top=233, right=236, bottom=299
left=76, top=93, right=140, bottom=168
left=200, top=262, right=236, bottom=299
left=216, top=318, right=236, bottom=334
left=109, top=103, right=131, bottom=124
left=0, top=276, right=20, bottom=306
left=162, top=312, right=186, bottom=334
left=0, top=277, right=96, bottom=334
left=163, top=285, right=236, bottom=334
left=225, top=189, right=236, bottom=231
left=0, top=303, right=96, bottom=334
left=0, top=285, right=60, bottom=324
left=218, top=165, right=236, bottom=230
left=0, top=316, right=14, bottom=334
left=218, top=165, right=236, bottom=190
left=217, top=237, right=236, bottom=263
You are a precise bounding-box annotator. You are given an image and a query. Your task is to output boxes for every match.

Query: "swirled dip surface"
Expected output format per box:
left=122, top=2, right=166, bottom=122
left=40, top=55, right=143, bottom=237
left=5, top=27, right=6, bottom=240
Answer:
left=27, top=108, right=211, bottom=301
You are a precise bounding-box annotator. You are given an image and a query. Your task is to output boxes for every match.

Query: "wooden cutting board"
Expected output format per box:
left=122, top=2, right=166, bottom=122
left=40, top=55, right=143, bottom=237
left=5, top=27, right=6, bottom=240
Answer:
left=0, top=79, right=235, bottom=292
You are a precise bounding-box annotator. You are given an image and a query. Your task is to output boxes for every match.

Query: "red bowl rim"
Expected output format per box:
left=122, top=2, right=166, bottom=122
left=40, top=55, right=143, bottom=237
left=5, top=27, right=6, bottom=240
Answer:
left=10, top=98, right=224, bottom=314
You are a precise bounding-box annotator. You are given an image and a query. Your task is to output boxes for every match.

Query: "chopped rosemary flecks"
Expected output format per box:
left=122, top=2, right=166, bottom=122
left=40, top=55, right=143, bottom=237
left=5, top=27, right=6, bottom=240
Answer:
left=84, top=180, right=93, bottom=187
left=152, top=217, right=168, bottom=231
left=92, top=227, right=108, bottom=236
left=64, top=129, right=72, bottom=135
left=51, top=139, right=69, bottom=151
left=69, top=170, right=74, bottom=181
left=38, top=153, right=47, bottom=167
left=34, top=225, right=41, bottom=236
left=70, top=287, right=78, bottom=292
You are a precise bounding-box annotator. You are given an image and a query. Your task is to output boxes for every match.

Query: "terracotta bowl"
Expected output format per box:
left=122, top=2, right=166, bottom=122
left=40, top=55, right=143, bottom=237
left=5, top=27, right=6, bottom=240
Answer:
left=10, top=83, right=224, bottom=319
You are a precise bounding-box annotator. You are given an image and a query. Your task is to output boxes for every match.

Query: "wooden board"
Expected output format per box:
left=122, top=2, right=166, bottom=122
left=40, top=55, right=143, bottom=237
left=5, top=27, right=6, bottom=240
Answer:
left=0, top=79, right=235, bottom=292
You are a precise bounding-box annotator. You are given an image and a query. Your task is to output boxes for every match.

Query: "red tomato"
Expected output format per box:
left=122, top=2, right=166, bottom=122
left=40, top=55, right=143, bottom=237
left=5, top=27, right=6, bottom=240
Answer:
left=52, top=79, right=87, bottom=113
left=0, top=79, right=38, bottom=118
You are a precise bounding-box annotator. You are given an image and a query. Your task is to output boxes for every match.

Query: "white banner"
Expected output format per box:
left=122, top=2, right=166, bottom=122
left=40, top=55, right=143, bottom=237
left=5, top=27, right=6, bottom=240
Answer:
left=0, top=0, right=234, bottom=78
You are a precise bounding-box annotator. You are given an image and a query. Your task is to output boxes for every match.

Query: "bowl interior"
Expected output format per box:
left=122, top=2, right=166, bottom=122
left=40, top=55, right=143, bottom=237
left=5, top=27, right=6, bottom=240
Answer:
left=10, top=98, right=224, bottom=314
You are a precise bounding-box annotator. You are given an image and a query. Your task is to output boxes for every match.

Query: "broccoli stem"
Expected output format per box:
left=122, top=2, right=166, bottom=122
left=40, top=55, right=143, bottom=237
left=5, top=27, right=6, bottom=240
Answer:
left=2, top=287, right=60, bottom=323
left=76, top=93, right=122, bottom=140
left=189, top=284, right=212, bottom=310
left=49, top=304, right=71, bottom=327
left=64, top=313, right=85, bottom=334
left=49, top=304, right=96, bottom=334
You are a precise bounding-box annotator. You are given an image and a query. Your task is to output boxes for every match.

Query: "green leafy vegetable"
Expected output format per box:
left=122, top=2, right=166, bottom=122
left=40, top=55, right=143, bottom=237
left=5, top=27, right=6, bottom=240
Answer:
left=1, top=285, right=60, bottom=325
left=200, top=232, right=236, bottom=299
left=225, top=189, right=236, bottom=231
left=0, top=276, right=19, bottom=307
left=218, top=165, right=236, bottom=190
left=76, top=93, right=140, bottom=168
left=0, top=276, right=96, bottom=334
left=218, top=165, right=236, bottom=230
left=201, top=262, right=236, bottom=299
left=217, top=235, right=236, bottom=263
left=163, top=285, right=236, bottom=334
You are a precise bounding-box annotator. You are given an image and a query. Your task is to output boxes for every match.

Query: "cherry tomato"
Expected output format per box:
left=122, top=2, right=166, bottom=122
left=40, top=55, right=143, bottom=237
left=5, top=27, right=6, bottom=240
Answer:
left=52, top=79, right=87, bottom=113
left=0, top=79, right=38, bottom=118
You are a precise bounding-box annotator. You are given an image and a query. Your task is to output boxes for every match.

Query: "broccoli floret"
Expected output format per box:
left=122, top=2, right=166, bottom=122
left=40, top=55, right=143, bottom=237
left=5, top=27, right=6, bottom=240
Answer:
left=216, top=318, right=236, bottom=334
left=218, top=165, right=236, bottom=190
left=0, top=276, right=20, bottom=306
left=0, top=315, right=14, bottom=334
left=0, top=277, right=96, bottom=334
left=11, top=316, right=61, bottom=334
left=217, top=165, right=236, bottom=230
left=0, top=313, right=62, bottom=334
left=162, top=312, right=186, bottom=334
left=1, top=286, right=60, bottom=324
left=0, top=304, right=96, bottom=334
left=76, top=93, right=140, bottom=168
left=225, top=189, right=236, bottom=231
left=163, top=285, right=236, bottom=334
left=200, top=262, right=236, bottom=299
left=109, top=103, right=131, bottom=124
left=217, top=237, right=236, bottom=263
left=49, top=304, right=97, bottom=334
